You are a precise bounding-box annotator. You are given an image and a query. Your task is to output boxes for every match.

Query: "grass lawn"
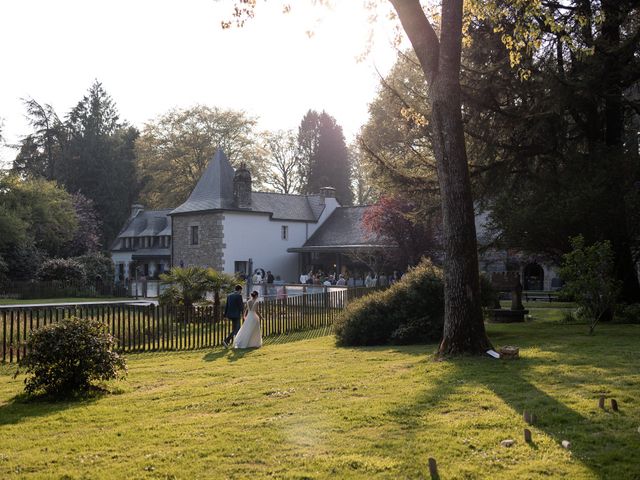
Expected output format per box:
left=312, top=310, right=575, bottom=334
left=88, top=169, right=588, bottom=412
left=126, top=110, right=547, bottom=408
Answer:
left=1, top=311, right=638, bottom=479
left=0, top=298, right=132, bottom=306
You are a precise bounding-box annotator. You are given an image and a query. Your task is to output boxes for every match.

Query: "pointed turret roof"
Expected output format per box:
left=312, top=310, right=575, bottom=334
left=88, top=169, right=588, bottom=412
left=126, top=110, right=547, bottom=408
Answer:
left=170, top=149, right=235, bottom=215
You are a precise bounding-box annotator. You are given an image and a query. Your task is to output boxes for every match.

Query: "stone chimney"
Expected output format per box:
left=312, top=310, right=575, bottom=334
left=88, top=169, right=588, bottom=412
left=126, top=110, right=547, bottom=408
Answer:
left=130, top=204, right=144, bottom=218
left=233, top=163, right=252, bottom=208
left=319, top=187, right=336, bottom=204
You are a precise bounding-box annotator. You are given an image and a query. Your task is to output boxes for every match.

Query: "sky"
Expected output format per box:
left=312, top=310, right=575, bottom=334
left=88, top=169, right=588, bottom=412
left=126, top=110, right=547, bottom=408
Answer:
left=0, top=0, right=403, bottom=169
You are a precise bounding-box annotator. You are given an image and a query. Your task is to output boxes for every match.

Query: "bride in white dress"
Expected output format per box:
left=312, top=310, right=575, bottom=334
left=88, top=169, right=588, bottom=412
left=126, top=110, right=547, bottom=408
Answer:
left=233, top=291, right=263, bottom=349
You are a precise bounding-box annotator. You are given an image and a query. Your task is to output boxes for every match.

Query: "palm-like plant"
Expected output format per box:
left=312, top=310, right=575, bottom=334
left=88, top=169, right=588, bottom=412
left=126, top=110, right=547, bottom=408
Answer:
left=159, top=267, right=240, bottom=321
left=159, top=266, right=209, bottom=309
left=204, top=269, right=238, bottom=321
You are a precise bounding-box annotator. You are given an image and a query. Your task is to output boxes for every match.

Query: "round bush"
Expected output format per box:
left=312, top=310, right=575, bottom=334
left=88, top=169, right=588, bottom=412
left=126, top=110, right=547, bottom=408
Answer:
left=37, top=258, right=86, bottom=283
left=613, top=304, right=640, bottom=324
left=334, top=261, right=444, bottom=346
left=21, top=317, right=127, bottom=397
left=74, top=253, right=114, bottom=284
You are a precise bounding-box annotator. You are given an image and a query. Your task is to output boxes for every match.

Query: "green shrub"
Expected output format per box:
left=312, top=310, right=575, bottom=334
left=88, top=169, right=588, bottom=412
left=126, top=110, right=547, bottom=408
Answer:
left=334, top=260, right=444, bottom=346
left=20, top=317, right=126, bottom=398
left=0, top=255, right=8, bottom=284
left=559, top=235, right=621, bottom=334
left=555, top=289, right=575, bottom=302
left=560, top=310, right=579, bottom=323
left=74, top=252, right=114, bottom=284
left=613, top=304, right=640, bottom=324
left=37, top=257, right=86, bottom=283
left=479, top=274, right=499, bottom=309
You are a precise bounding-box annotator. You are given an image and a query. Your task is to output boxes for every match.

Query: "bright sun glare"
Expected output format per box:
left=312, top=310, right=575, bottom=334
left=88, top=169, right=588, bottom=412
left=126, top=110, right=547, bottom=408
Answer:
left=0, top=0, right=402, bottom=166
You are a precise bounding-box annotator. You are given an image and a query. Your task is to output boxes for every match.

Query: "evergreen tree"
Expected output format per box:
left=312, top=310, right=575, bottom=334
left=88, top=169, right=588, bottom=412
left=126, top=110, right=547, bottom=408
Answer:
left=296, top=110, right=321, bottom=194
left=297, top=110, right=353, bottom=205
left=63, top=82, right=139, bottom=246
left=461, top=1, right=640, bottom=302
left=13, top=81, right=140, bottom=247
left=13, top=99, right=66, bottom=181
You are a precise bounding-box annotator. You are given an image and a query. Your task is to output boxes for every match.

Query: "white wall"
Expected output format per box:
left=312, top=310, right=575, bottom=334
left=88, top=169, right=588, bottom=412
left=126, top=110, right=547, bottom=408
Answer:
left=112, top=251, right=132, bottom=280
left=308, top=197, right=340, bottom=237
left=221, top=199, right=341, bottom=282
left=222, top=212, right=310, bottom=282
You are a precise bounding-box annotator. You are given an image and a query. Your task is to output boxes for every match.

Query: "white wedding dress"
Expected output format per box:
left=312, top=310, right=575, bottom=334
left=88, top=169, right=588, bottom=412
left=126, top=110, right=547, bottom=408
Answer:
left=233, top=299, right=263, bottom=349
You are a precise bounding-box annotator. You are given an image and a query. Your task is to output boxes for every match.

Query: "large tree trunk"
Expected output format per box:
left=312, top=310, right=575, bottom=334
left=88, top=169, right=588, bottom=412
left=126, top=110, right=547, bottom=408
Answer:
left=391, top=0, right=492, bottom=355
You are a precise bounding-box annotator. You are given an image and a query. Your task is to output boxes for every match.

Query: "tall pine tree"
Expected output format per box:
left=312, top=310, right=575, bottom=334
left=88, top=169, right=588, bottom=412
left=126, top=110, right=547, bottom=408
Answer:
left=297, top=110, right=353, bottom=205
left=13, top=81, right=139, bottom=247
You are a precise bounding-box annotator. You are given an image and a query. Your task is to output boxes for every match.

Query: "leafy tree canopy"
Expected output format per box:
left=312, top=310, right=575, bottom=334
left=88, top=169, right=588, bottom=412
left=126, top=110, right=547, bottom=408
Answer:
left=136, top=105, right=266, bottom=208
left=0, top=173, right=77, bottom=257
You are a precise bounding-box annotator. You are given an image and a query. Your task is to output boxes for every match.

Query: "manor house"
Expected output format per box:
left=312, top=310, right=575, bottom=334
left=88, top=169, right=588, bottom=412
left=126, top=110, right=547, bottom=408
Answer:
left=111, top=150, right=386, bottom=283
left=111, top=150, right=561, bottom=291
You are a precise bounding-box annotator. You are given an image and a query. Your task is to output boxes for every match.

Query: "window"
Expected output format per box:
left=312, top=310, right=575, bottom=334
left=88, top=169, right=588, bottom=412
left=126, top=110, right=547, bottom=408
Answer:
left=191, top=225, right=199, bottom=245
left=234, top=261, right=248, bottom=276
left=281, top=225, right=288, bottom=240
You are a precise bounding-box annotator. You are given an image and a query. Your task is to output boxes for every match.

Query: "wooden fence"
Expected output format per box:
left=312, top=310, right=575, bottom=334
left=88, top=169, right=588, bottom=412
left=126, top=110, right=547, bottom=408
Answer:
left=0, top=280, right=128, bottom=300
left=1, top=287, right=378, bottom=363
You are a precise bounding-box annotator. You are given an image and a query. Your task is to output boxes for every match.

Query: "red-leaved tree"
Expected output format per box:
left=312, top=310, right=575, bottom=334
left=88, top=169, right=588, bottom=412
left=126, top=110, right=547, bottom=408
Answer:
left=362, top=196, right=441, bottom=269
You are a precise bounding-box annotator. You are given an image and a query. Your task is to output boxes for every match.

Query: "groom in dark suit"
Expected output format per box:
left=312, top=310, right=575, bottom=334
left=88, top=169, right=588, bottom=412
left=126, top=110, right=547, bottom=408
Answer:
left=223, top=285, right=244, bottom=347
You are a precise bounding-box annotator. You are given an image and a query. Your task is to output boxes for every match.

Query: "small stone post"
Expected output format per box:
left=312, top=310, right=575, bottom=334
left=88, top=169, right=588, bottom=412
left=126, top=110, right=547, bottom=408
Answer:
left=428, top=457, right=439, bottom=479
left=512, top=277, right=525, bottom=311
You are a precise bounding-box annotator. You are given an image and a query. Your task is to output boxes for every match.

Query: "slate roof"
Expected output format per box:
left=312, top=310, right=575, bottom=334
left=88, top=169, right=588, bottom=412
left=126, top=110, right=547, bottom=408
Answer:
left=291, top=206, right=393, bottom=251
left=112, top=209, right=172, bottom=251
left=171, top=149, right=235, bottom=215
left=169, top=149, right=328, bottom=221
left=250, top=192, right=324, bottom=221
left=116, top=210, right=172, bottom=239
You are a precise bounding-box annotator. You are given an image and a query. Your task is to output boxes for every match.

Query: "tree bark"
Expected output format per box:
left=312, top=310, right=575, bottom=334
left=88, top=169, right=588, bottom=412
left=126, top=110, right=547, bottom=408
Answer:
left=390, top=0, right=492, bottom=355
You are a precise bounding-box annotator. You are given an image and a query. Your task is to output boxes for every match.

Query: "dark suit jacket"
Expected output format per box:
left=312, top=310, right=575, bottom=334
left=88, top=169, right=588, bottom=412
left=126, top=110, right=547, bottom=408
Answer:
left=224, top=292, right=244, bottom=319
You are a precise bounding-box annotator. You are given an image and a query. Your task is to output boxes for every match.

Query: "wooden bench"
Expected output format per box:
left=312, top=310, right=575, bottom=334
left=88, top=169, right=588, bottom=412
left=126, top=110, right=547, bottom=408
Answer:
left=523, top=293, right=556, bottom=302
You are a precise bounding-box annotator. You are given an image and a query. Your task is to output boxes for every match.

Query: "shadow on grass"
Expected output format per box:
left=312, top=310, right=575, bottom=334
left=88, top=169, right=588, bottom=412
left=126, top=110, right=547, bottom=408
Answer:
left=337, top=342, right=436, bottom=357
left=263, top=325, right=334, bottom=345
left=202, top=347, right=258, bottom=363
left=386, top=336, right=638, bottom=479
left=479, top=361, right=636, bottom=479
left=202, top=326, right=335, bottom=363
left=0, top=388, right=104, bottom=427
